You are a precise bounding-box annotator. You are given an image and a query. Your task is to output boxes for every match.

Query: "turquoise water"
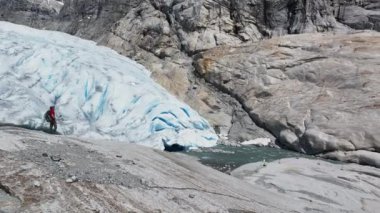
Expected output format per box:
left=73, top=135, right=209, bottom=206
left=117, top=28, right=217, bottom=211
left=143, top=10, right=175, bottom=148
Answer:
left=186, top=145, right=314, bottom=173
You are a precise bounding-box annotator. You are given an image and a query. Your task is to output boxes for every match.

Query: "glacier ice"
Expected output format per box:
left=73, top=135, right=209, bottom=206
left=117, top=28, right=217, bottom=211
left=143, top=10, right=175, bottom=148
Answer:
left=0, top=22, right=218, bottom=149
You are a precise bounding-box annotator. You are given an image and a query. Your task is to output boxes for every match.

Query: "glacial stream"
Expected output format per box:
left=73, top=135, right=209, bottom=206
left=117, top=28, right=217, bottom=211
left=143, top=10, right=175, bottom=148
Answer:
left=187, top=145, right=315, bottom=173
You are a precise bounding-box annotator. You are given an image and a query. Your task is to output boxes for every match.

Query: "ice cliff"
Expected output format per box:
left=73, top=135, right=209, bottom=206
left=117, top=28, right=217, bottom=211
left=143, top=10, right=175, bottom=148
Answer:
left=0, top=21, right=218, bottom=149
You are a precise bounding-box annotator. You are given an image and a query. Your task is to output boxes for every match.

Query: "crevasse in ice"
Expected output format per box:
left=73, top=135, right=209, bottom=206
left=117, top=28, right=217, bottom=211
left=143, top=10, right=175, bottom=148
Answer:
left=0, top=22, right=218, bottom=149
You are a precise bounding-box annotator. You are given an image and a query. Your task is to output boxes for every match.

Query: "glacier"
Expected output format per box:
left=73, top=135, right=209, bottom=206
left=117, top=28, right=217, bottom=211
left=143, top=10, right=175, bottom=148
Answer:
left=0, top=21, right=218, bottom=149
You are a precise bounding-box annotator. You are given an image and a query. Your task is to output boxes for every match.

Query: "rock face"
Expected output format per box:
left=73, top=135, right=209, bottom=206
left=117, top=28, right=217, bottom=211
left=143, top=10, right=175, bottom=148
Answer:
left=232, top=158, right=380, bottom=213
left=333, top=0, right=380, bottom=31
left=0, top=126, right=343, bottom=212
left=195, top=32, right=380, bottom=167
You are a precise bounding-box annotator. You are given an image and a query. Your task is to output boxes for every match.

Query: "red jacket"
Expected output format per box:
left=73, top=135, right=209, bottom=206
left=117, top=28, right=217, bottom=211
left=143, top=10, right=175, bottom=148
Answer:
left=49, top=107, right=55, bottom=121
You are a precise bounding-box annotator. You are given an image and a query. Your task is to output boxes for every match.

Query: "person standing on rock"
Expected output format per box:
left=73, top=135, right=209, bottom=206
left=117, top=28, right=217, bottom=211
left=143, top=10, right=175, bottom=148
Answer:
left=44, top=106, right=57, bottom=133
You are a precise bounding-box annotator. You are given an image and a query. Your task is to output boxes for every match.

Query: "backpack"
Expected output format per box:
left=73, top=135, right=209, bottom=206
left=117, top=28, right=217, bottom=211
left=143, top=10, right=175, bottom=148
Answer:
left=45, top=110, right=51, bottom=122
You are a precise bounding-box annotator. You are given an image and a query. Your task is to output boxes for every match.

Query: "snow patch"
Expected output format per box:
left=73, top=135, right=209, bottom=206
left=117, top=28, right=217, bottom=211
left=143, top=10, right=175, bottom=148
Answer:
left=241, top=138, right=271, bottom=146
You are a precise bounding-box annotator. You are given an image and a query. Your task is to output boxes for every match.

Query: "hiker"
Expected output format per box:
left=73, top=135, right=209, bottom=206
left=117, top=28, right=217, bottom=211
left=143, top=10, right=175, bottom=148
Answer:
left=45, top=106, right=57, bottom=133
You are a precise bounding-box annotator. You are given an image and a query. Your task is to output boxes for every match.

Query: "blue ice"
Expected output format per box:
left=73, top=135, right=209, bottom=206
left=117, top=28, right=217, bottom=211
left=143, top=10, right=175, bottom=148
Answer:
left=0, top=21, right=218, bottom=149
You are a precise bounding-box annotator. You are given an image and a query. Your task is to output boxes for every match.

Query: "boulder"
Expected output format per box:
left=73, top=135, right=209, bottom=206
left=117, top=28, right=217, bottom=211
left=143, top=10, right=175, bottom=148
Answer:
left=340, top=5, right=380, bottom=31
left=333, top=0, right=380, bottom=31
left=195, top=32, right=380, bottom=167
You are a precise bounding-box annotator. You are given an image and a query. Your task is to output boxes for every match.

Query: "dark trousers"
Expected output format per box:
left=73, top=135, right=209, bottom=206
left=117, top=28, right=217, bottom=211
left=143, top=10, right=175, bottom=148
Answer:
left=50, top=121, right=57, bottom=132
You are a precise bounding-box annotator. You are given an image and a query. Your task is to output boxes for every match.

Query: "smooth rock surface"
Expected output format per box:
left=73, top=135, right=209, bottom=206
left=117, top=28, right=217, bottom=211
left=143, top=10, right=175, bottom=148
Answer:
left=195, top=32, right=380, bottom=167
left=322, top=150, right=380, bottom=167
left=0, top=126, right=341, bottom=212
left=232, top=158, right=380, bottom=213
